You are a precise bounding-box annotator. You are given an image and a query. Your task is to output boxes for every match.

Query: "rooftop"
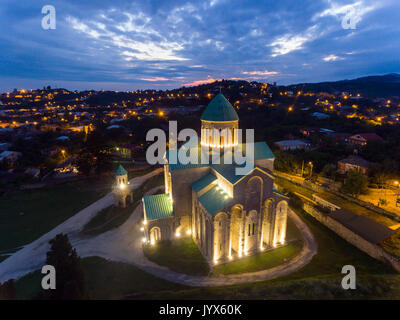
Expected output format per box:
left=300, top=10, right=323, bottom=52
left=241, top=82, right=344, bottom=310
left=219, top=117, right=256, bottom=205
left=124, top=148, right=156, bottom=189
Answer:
left=197, top=185, right=232, bottom=215
left=143, top=193, right=174, bottom=221
left=201, top=93, right=239, bottom=122
left=339, top=155, right=371, bottom=167
left=115, top=164, right=128, bottom=176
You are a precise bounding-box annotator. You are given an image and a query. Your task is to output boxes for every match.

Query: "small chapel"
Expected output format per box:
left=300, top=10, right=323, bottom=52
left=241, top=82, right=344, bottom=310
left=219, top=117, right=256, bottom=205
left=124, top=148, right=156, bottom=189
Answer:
left=142, top=93, right=289, bottom=265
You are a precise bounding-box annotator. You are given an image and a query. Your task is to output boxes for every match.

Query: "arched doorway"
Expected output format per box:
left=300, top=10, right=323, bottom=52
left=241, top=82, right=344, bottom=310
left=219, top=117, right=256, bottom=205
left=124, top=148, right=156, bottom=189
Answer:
left=150, top=227, right=161, bottom=244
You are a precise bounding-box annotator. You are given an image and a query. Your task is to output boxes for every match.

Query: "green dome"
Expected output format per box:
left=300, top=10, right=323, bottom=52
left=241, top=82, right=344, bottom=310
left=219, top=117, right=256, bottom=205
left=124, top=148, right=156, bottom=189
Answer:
left=201, top=94, right=239, bottom=122
left=115, top=164, right=127, bottom=176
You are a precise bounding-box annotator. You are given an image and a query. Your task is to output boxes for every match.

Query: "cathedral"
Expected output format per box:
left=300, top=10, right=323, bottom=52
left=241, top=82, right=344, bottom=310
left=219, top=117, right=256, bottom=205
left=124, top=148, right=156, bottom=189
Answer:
left=142, top=93, right=289, bottom=265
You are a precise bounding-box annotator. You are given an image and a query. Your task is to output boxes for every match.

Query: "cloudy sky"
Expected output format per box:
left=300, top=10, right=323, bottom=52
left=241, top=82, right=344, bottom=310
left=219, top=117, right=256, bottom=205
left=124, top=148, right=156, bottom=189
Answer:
left=1, top=0, right=400, bottom=91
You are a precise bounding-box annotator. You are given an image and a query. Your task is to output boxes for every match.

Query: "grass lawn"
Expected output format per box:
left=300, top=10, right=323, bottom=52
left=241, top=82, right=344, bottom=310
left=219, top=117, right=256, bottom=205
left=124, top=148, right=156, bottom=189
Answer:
left=143, top=238, right=210, bottom=276
left=143, top=217, right=303, bottom=277
left=212, top=240, right=302, bottom=275
left=15, top=256, right=186, bottom=300
left=0, top=177, right=111, bottom=252
left=82, top=173, right=164, bottom=236
left=0, top=168, right=159, bottom=252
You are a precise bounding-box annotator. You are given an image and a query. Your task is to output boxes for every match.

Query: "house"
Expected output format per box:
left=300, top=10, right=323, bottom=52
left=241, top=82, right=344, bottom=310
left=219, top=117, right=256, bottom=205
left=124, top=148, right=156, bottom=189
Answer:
left=338, top=155, right=371, bottom=175
left=0, top=142, right=11, bottom=151
left=312, top=112, right=330, bottom=119
left=0, top=151, right=22, bottom=165
left=347, top=133, right=383, bottom=146
left=275, top=139, right=311, bottom=151
left=24, top=167, right=41, bottom=178
left=325, top=132, right=351, bottom=143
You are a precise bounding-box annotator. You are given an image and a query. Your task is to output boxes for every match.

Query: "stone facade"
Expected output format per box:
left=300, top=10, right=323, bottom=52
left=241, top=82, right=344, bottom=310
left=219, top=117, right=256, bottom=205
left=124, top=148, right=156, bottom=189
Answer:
left=191, top=169, right=288, bottom=264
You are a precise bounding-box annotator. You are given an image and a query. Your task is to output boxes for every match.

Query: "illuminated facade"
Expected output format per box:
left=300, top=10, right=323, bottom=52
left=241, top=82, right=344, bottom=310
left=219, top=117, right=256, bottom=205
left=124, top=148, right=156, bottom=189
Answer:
left=142, top=94, right=288, bottom=265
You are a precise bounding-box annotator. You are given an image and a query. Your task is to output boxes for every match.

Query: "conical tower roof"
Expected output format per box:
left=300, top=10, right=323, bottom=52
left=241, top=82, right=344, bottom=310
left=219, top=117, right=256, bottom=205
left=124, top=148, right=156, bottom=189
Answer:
left=115, top=164, right=127, bottom=176
left=201, top=93, right=239, bottom=122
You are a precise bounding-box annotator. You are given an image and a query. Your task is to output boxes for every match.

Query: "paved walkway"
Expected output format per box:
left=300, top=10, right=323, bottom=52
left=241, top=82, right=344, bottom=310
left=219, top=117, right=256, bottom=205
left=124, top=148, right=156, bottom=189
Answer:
left=0, top=168, right=163, bottom=282
left=0, top=168, right=317, bottom=286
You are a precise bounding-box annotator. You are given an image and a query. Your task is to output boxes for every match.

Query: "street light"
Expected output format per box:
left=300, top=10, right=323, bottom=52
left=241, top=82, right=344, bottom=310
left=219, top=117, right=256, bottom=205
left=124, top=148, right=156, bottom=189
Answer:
left=308, top=162, right=313, bottom=179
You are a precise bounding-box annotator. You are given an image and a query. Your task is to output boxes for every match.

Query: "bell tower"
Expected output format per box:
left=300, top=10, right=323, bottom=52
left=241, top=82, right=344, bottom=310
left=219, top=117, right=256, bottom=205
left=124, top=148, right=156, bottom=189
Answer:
left=113, top=164, right=133, bottom=208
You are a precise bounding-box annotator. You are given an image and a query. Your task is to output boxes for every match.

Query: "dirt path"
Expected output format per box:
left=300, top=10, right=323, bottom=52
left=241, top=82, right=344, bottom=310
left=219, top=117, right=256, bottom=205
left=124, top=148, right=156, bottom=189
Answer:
left=0, top=168, right=163, bottom=282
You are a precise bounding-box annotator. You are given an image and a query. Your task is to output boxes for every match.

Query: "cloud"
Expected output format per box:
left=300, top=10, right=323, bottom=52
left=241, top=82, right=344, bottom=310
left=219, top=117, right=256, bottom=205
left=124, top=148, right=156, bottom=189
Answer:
left=323, top=54, right=344, bottom=62
left=315, top=0, right=378, bottom=21
left=242, top=70, right=279, bottom=76
left=66, top=15, right=189, bottom=62
left=139, top=77, right=170, bottom=81
left=183, top=78, right=219, bottom=86
left=0, top=0, right=399, bottom=90
left=269, top=25, right=319, bottom=57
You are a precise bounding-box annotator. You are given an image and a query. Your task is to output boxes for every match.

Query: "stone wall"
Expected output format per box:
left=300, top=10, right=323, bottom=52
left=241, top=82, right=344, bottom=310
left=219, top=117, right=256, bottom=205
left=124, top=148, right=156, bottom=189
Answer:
left=302, top=202, right=400, bottom=272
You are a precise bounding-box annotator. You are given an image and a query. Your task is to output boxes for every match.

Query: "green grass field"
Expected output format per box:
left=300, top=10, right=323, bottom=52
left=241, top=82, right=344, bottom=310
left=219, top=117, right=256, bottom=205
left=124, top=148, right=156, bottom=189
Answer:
left=143, top=238, right=211, bottom=276
left=0, top=168, right=157, bottom=252
left=15, top=256, right=186, bottom=300
left=0, top=177, right=111, bottom=252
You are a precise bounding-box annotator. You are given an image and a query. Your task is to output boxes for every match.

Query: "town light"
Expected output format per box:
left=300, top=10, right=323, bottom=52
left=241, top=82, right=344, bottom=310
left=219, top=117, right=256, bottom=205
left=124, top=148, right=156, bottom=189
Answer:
left=119, top=183, right=126, bottom=190
left=140, top=227, right=144, bottom=231
left=142, top=237, right=146, bottom=243
left=175, top=231, right=181, bottom=238
left=186, top=230, right=192, bottom=235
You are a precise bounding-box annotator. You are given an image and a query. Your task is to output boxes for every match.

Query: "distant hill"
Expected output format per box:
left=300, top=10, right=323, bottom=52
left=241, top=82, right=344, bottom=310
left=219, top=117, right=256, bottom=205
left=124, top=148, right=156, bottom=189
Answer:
left=287, top=73, right=400, bottom=98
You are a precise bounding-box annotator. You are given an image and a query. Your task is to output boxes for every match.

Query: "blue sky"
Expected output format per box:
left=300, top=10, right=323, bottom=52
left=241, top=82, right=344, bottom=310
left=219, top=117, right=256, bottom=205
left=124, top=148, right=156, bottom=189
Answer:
left=1, top=0, right=400, bottom=91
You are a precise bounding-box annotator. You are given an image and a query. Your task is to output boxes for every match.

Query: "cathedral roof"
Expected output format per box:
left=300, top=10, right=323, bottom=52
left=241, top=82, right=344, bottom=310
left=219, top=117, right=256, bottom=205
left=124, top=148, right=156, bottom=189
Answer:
left=115, top=164, right=127, bottom=176
left=143, top=193, right=174, bottom=221
left=197, top=185, right=233, bottom=215
left=191, top=173, right=217, bottom=193
left=166, top=141, right=274, bottom=172
left=200, top=93, right=239, bottom=122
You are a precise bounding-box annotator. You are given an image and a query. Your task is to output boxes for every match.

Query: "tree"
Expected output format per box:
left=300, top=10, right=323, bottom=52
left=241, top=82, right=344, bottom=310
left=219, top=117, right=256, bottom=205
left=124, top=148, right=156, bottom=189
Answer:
left=341, top=169, right=369, bottom=196
left=76, top=152, right=95, bottom=176
left=0, top=279, right=17, bottom=300
left=41, top=233, right=88, bottom=300
left=322, top=163, right=337, bottom=180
